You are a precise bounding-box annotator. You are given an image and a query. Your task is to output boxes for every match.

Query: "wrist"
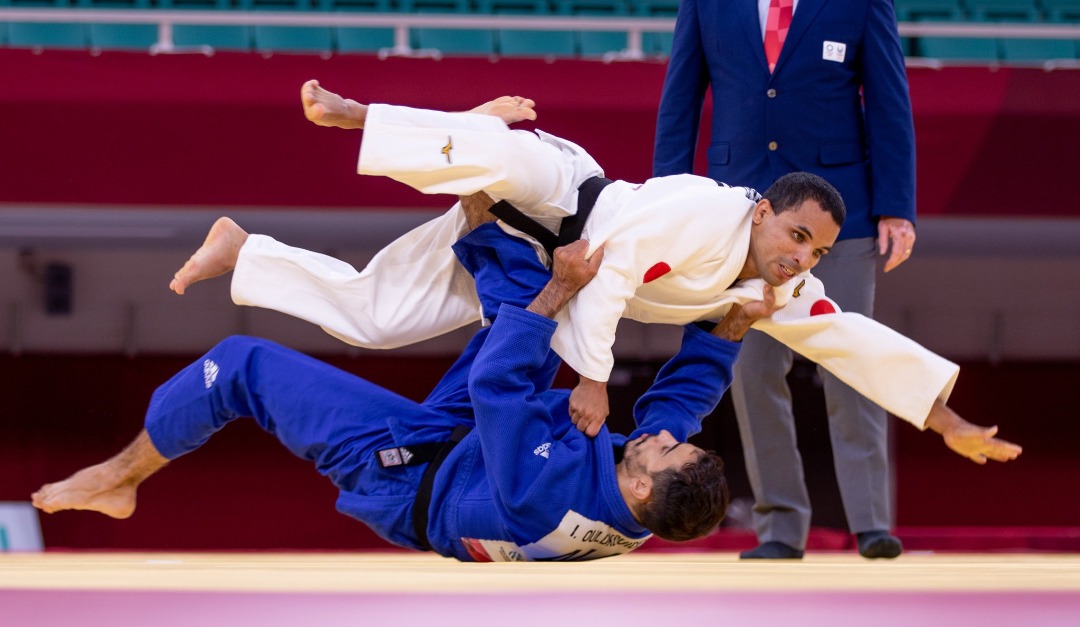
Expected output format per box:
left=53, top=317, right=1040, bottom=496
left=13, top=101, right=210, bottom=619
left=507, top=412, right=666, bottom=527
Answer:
left=924, top=400, right=961, bottom=435
left=578, top=375, right=606, bottom=389
left=711, top=309, right=754, bottom=341
left=526, top=280, right=575, bottom=318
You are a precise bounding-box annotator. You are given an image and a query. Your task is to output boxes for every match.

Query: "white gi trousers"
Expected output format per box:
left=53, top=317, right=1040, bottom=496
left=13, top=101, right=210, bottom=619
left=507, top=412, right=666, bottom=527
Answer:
left=232, top=104, right=600, bottom=349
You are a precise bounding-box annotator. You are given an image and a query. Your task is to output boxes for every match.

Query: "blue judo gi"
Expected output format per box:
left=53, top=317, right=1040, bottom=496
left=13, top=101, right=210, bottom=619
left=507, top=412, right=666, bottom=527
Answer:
left=144, top=225, right=742, bottom=562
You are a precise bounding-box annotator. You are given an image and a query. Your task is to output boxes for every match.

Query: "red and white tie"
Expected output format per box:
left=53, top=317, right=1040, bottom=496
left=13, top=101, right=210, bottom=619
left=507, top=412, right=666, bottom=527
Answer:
left=764, top=0, right=793, bottom=73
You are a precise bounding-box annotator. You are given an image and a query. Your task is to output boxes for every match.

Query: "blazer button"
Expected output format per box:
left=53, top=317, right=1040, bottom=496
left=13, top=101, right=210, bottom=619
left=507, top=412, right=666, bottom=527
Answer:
left=768, top=141, right=778, bottom=151
left=767, top=88, right=777, bottom=98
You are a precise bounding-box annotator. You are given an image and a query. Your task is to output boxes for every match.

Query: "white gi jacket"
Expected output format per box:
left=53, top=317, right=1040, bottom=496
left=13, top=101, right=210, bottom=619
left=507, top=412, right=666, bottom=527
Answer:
left=232, top=104, right=957, bottom=429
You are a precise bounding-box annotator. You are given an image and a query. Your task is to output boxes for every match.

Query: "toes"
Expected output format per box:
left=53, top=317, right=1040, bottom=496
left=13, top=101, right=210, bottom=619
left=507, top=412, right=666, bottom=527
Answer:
left=30, top=489, right=55, bottom=513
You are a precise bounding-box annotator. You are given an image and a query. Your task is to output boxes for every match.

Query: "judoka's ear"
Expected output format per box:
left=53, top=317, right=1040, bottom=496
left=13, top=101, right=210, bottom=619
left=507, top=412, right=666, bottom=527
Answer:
left=629, top=474, right=653, bottom=503
left=752, top=199, right=773, bottom=225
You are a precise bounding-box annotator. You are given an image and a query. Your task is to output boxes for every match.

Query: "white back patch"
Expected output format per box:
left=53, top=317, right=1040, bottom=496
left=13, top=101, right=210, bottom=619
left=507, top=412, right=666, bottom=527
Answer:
left=460, top=510, right=650, bottom=562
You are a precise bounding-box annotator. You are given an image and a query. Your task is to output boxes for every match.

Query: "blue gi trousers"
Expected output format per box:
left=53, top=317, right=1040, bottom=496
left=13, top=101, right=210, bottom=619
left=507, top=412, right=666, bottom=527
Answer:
left=144, top=334, right=451, bottom=548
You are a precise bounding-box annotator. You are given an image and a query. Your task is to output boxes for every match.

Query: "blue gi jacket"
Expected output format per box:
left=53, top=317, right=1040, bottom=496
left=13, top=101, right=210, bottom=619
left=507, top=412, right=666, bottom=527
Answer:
left=425, top=305, right=741, bottom=561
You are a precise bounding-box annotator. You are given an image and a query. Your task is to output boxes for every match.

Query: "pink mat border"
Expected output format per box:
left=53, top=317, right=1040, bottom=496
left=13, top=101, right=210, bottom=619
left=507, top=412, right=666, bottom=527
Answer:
left=3, top=590, right=1079, bottom=627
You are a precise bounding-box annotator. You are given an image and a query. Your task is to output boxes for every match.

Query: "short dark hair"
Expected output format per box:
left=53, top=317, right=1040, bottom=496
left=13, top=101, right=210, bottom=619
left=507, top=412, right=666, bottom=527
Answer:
left=762, top=171, right=846, bottom=228
left=635, top=450, right=730, bottom=542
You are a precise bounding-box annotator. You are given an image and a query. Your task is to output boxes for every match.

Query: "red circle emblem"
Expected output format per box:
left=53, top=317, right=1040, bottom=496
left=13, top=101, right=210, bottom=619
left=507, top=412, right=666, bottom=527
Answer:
left=643, top=262, right=672, bottom=284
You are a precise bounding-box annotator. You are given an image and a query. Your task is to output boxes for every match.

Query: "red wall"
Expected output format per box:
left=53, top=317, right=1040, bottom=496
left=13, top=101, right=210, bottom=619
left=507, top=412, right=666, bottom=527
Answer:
left=2, top=49, right=1078, bottom=217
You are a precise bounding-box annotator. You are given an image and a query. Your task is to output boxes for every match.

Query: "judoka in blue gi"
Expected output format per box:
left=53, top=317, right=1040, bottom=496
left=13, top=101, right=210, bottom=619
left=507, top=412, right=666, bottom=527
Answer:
left=32, top=229, right=777, bottom=562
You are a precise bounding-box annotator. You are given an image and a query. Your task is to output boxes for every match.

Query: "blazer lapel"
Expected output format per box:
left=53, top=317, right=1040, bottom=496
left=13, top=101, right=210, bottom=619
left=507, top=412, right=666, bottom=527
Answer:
left=735, top=0, right=770, bottom=74
left=773, top=0, right=828, bottom=75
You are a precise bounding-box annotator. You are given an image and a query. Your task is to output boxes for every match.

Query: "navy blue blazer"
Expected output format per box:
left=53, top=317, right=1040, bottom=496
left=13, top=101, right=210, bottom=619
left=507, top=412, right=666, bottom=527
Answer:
left=653, top=0, right=916, bottom=240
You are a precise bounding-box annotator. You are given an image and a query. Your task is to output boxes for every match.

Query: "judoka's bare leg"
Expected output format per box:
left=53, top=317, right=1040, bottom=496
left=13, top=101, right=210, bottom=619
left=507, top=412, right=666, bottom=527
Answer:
left=31, top=431, right=168, bottom=519
left=170, top=216, right=249, bottom=295
left=300, top=78, right=537, bottom=130
left=461, top=191, right=498, bottom=229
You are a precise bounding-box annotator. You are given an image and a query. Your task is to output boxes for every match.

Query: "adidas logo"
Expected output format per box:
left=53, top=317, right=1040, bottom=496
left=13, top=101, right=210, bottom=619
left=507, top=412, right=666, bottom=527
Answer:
left=400, top=448, right=414, bottom=465
left=533, top=442, right=551, bottom=459
left=203, top=359, right=219, bottom=389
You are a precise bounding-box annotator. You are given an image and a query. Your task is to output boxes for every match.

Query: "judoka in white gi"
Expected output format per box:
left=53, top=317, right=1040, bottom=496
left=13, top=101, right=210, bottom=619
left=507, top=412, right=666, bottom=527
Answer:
left=169, top=81, right=1021, bottom=466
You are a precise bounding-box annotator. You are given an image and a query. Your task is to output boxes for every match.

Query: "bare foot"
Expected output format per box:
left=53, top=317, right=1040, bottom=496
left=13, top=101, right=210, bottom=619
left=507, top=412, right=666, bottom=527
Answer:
left=170, top=216, right=249, bottom=295
left=31, top=462, right=138, bottom=519
left=301, top=79, right=368, bottom=129
left=468, top=96, right=537, bottom=125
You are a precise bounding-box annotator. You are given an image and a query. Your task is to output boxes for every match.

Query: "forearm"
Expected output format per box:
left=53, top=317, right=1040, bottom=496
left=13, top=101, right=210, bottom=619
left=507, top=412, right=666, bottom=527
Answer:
left=526, top=278, right=579, bottom=319
left=709, top=306, right=757, bottom=342
left=923, top=399, right=964, bottom=436
left=471, top=305, right=559, bottom=394
left=575, top=375, right=607, bottom=396
left=469, top=305, right=561, bottom=480
left=526, top=240, right=602, bottom=319
left=632, top=323, right=742, bottom=441
left=753, top=311, right=959, bottom=429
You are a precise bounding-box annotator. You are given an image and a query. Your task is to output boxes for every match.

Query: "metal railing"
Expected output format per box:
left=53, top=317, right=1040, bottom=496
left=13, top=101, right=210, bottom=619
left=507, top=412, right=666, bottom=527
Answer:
left=0, top=7, right=676, bottom=58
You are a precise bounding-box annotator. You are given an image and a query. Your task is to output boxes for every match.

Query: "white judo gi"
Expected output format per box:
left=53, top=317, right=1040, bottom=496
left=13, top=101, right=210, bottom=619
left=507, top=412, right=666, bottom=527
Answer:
left=231, top=104, right=958, bottom=429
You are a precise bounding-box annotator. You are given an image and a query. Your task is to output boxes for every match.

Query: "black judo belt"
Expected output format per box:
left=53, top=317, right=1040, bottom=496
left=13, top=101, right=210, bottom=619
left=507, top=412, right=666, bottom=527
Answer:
left=377, top=424, right=471, bottom=552
left=488, top=176, right=614, bottom=258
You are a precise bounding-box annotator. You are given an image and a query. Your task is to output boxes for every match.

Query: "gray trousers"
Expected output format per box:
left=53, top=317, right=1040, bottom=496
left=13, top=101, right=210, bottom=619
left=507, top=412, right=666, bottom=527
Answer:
left=730, top=237, right=892, bottom=549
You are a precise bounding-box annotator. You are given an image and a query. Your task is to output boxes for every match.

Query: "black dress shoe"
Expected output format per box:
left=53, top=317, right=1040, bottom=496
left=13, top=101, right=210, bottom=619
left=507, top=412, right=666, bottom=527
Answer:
left=857, top=530, right=903, bottom=559
left=739, top=541, right=805, bottom=559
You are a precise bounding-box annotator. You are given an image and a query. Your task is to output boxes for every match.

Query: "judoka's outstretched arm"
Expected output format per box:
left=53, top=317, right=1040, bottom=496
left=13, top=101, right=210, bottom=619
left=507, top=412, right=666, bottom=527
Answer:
left=744, top=275, right=1022, bottom=463
left=468, top=239, right=604, bottom=537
